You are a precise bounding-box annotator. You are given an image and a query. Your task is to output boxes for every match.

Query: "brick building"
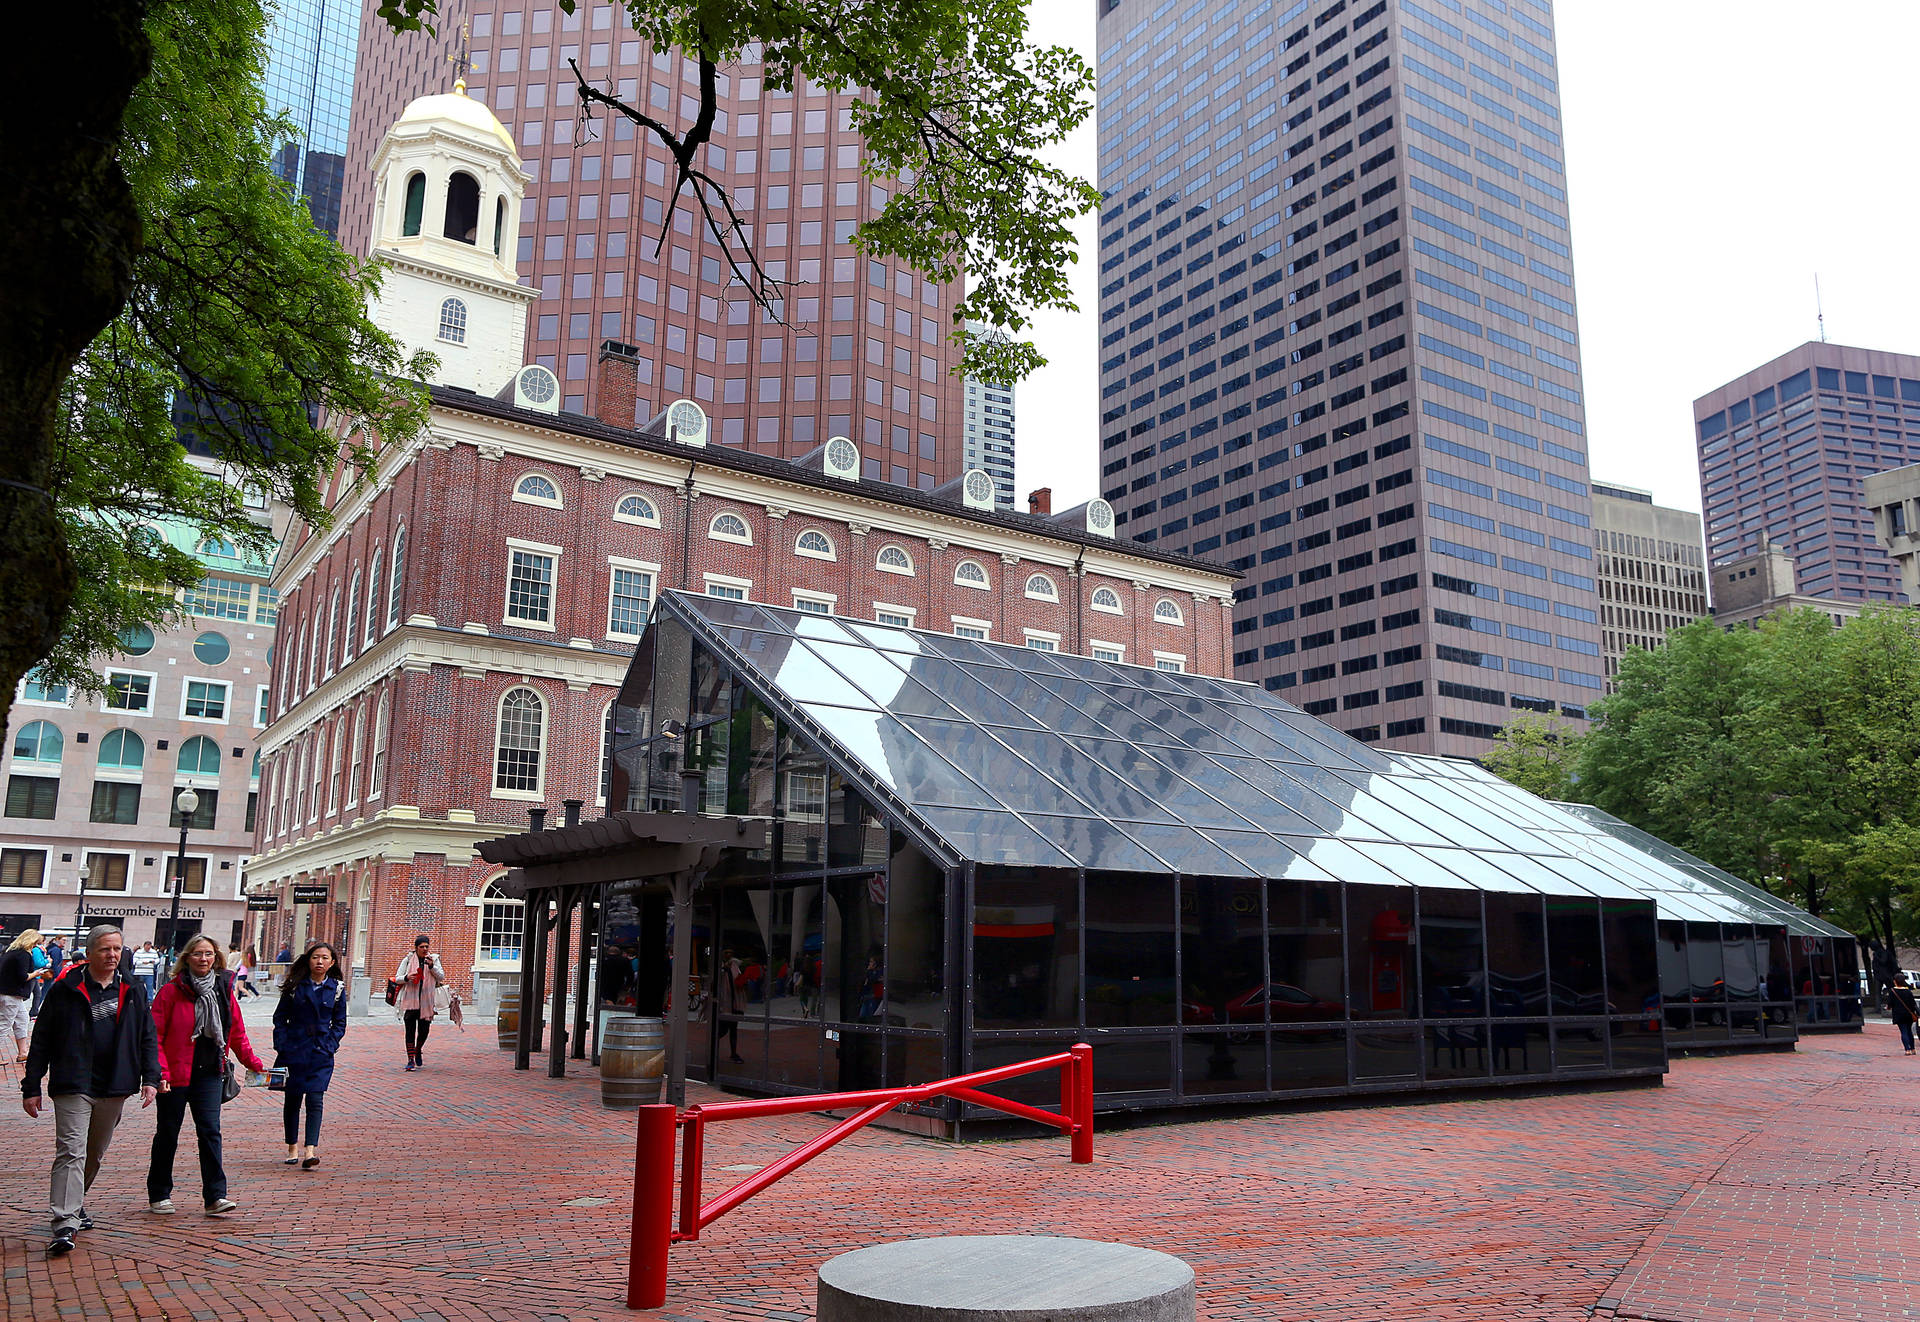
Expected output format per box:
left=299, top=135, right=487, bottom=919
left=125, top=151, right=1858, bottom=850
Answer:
left=246, top=90, right=1237, bottom=998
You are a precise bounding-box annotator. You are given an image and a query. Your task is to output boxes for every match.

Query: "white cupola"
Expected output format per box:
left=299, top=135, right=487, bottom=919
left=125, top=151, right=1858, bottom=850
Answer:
left=366, top=81, right=536, bottom=394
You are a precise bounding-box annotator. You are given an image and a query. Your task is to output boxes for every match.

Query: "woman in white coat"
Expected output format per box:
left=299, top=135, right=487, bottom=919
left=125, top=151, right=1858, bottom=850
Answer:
left=393, top=934, right=445, bottom=1071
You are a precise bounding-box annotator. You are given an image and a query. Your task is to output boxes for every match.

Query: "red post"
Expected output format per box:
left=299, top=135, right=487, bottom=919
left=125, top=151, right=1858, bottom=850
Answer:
left=677, top=1109, right=705, bottom=1241
left=1069, top=1043, right=1094, bottom=1164
left=627, top=1103, right=677, bottom=1309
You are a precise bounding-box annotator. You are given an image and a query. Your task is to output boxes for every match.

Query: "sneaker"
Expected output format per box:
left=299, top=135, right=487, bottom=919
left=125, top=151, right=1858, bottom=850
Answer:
left=77, top=1209, right=93, bottom=1232
left=147, top=1200, right=174, bottom=1215
left=47, top=1230, right=74, bottom=1256
left=205, top=1198, right=238, bottom=1217
left=404, top=1058, right=416, bottom=1072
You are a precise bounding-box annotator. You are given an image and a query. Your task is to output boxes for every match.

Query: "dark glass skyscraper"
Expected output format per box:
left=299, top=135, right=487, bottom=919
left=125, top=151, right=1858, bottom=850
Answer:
left=1093, top=0, right=1604, bottom=755
left=262, top=0, right=358, bottom=237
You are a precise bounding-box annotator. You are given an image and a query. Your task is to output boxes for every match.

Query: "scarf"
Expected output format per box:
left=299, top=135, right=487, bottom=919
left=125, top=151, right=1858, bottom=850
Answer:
left=187, top=970, right=226, bottom=1050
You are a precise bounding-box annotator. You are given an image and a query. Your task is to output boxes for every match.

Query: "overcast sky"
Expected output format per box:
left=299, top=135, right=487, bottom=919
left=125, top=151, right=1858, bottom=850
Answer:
left=1011, top=1, right=1920, bottom=517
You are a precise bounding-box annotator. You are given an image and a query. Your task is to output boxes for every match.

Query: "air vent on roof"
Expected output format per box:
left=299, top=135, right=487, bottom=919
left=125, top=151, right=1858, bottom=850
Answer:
left=823, top=436, right=860, bottom=481
left=509, top=364, right=559, bottom=414
left=961, top=469, right=996, bottom=511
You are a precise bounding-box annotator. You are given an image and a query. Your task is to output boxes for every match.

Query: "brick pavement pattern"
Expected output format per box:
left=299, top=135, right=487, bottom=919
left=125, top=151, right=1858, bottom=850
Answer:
left=4, top=1006, right=1917, bottom=1321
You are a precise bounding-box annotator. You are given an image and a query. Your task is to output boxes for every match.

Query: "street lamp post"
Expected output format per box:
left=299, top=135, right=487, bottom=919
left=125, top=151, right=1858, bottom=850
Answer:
left=166, top=787, right=199, bottom=957
left=71, top=862, right=92, bottom=942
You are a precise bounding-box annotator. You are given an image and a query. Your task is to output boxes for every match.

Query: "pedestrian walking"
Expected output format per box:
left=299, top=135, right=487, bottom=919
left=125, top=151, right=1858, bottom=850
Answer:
left=28, top=934, right=57, bottom=1017
left=229, top=945, right=261, bottom=999
left=1890, top=975, right=1919, bottom=1056
left=272, top=942, right=345, bottom=1168
left=393, top=934, right=446, bottom=1071
left=1, top=929, right=50, bottom=1064
left=716, top=948, right=743, bottom=1062
left=19, top=926, right=161, bottom=1255
left=147, top=935, right=265, bottom=1218
left=132, top=942, right=162, bottom=996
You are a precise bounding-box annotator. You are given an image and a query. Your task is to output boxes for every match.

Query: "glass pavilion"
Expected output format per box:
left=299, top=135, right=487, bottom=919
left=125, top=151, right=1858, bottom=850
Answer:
left=597, top=592, right=1854, bottom=1120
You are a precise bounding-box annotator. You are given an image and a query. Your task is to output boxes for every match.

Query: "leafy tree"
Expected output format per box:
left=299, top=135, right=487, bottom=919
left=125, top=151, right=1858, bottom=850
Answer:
left=377, top=0, right=1101, bottom=387
left=0, top=0, right=432, bottom=731
left=1479, top=709, right=1583, bottom=801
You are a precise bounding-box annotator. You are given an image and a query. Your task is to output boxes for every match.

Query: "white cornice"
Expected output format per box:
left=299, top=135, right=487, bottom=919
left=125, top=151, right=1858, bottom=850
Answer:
left=248, top=809, right=507, bottom=878
left=374, top=249, right=538, bottom=303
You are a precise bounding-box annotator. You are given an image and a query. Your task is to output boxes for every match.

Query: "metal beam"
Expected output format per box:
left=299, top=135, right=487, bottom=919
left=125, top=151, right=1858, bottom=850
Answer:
left=548, top=888, right=574, bottom=1078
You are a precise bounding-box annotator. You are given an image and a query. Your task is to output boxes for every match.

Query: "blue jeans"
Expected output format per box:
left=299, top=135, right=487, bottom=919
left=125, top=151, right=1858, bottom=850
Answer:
left=1899, top=1020, right=1914, bottom=1052
left=283, top=1089, right=325, bottom=1147
left=147, top=1072, right=226, bottom=1205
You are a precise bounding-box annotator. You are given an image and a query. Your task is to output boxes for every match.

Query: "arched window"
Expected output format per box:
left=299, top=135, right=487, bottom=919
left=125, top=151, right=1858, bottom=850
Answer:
left=1025, top=573, right=1058, bottom=601
left=197, top=536, right=235, bottom=558
left=474, top=877, right=524, bottom=969
left=492, top=196, right=507, bottom=257
left=386, top=527, right=406, bottom=630
left=599, top=703, right=616, bottom=805
left=342, top=569, right=360, bottom=665
left=444, top=170, right=480, bottom=243
left=709, top=512, right=751, bottom=544
left=291, top=738, right=310, bottom=827
left=494, top=687, right=545, bottom=794
left=177, top=734, right=222, bottom=777
left=250, top=749, right=261, bottom=782
left=99, top=728, right=144, bottom=772
left=794, top=529, right=835, bottom=560
left=1091, top=586, right=1124, bottom=614
left=308, top=725, right=326, bottom=821
left=324, top=715, right=346, bottom=815
left=364, top=546, right=383, bottom=646
left=953, top=559, right=990, bottom=589
left=875, top=544, right=914, bottom=575
left=345, top=701, right=366, bottom=810
left=438, top=297, right=468, bottom=344
left=1154, top=597, right=1184, bottom=624
left=368, top=692, right=390, bottom=801
left=13, top=720, right=61, bottom=765
left=614, top=493, right=659, bottom=525
left=401, top=171, right=426, bottom=236
left=323, top=586, right=340, bottom=677
left=513, top=473, right=561, bottom=506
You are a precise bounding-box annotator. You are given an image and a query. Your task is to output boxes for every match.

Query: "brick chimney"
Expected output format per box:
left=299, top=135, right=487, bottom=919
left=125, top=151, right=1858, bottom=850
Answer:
left=595, top=341, right=642, bottom=428
left=1027, top=487, right=1052, bottom=515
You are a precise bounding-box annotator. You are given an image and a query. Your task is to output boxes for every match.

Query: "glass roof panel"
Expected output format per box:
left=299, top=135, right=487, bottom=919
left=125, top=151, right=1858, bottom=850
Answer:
left=1202, top=830, right=1338, bottom=880
left=1415, top=847, right=1540, bottom=893
left=913, top=806, right=1076, bottom=868
left=793, top=705, right=1001, bottom=809
left=1348, top=841, right=1480, bottom=890
left=1295, top=838, right=1413, bottom=889
left=1123, top=822, right=1258, bottom=878
left=1022, top=814, right=1175, bottom=873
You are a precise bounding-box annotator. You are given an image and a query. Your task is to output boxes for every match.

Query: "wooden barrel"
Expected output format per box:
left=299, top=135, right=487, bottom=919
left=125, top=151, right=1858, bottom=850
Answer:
left=600, top=1015, right=667, bottom=1108
left=497, top=990, right=541, bottom=1052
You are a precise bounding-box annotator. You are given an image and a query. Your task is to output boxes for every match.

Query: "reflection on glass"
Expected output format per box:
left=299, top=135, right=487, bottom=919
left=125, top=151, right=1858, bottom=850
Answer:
left=1723, top=925, right=1761, bottom=1001
left=887, top=844, right=946, bottom=1033
left=1092, top=1037, right=1173, bottom=1095
left=767, top=1019, right=822, bottom=1088
left=1493, top=1022, right=1548, bottom=1076
left=969, top=1037, right=1074, bottom=1108
left=779, top=723, right=827, bottom=867
left=827, top=772, right=889, bottom=867
left=1687, top=921, right=1726, bottom=1024
left=1181, top=1032, right=1264, bottom=1096
left=768, top=878, right=824, bottom=1022
left=1426, top=1024, right=1488, bottom=1081
left=832, top=1028, right=883, bottom=1091
left=1266, top=879, right=1345, bottom=1021
left=824, top=868, right=885, bottom=1025
left=1609, top=1019, right=1665, bottom=1071
left=1353, top=1027, right=1420, bottom=1080
left=1601, top=901, right=1660, bottom=1019
left=1552, top=1023, right=1607, bottom=1071
left=1418, top=888, right=1485, bottom=1018
left=1087, top=872, right=1175, bottom=1027
left=973, top=867, right=1078, bottom=1029
left=1485, top=892, right=1548, bottom=1016
left=1547, top=897, right=1604, bottom=1015
left=1658, top=921, right=1690, bottom=1033
left=1347, top=884, right=1416, bottom=1019
left=1272, top=1028, right=1348, bottom=1090
left=1181, top=877, right=1265, bottom=1031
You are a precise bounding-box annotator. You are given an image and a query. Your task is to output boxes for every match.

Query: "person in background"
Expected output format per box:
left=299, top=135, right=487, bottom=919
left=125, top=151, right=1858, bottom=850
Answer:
left=132, top=942, right=162, bottom=997
left=1, top=929, right=49, bottom=1064
left=20, top=926, right=161, bottom=1255
left=147, top=935, right=265, bottom=1218
left=715, top=948, right=743, bottom=1064
left=275, top=942, right=292, bottom=964
left=228, top=945, right=261, bottom=999
left=1890, top=974, right=1919, bottom=1057
left=272, top=942, right=346, bottom=1167
left=29, top=935, right=59, bottom=1017
left=392, top=935, right=446, bottom=1071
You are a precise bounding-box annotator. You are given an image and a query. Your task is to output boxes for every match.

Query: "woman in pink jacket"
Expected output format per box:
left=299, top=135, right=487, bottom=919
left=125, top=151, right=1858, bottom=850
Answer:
left=146, top=936, right=265, bottom=1216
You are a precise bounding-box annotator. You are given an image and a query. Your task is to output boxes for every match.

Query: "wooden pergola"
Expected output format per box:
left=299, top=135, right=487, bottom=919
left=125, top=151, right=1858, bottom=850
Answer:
left=476, top=810, right=768, bottom=1103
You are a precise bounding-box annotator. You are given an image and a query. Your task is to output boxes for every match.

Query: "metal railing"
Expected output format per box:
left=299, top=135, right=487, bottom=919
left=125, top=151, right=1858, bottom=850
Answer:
left=627, top=1043, right=1094, bottom=1309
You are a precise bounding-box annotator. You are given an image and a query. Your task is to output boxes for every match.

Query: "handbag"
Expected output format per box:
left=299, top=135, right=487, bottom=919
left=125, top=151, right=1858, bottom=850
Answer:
left=220, top=1060, right=241, bottom=1103
left=385, top=978, right=400, bottom=1006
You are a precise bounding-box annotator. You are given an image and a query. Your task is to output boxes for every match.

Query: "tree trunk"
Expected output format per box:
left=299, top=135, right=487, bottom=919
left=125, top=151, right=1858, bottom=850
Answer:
left=0, top=4, right=152, bottom=735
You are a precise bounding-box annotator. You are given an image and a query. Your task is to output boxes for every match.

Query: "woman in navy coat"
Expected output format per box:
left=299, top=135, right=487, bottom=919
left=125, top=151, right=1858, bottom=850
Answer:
left=272, top=942, right=347, bottom=1169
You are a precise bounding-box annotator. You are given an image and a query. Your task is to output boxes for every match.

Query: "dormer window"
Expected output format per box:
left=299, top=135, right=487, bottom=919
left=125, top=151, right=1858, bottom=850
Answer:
left=438, top=297, right=468, bottom=344
left=445, top=171, right=480, bottom=244
left=402, top=172, right=425, bottom=236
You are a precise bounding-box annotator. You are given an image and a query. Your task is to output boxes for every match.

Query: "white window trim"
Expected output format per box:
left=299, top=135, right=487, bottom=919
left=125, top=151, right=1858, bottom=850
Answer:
left=174, top=740, right=224, bottom=787
left=792, top=588, right=837, bottom=614
left=794, top=529, right=836, bottom=561
left=606, top=555, right=660, bottom=641
left=512, top=471, right=564, bottom=508
left=874, top=545, right=916, bottom=576
left=0, top=846, right=50, bottom=892
left=467, top=881, right=526, bottom=972
left=613, top=492, right=661, bottom=526
left=491, top=687, right=547, bottom=802
left=254, top=684, right=270, bottom=728
left=708, top=512, right=753, bottom=545
left=1023, top=574, right=1059, bottom=602
left=1153, top=598, right=1186, bottom=625
left=873, top=603, right=916, bottom=628
left=94, top=729, right=147, bottom=778
left=158, top=853, right=214, bottom=899
left=1090, top=640, right=1126, bottom=663
left=1090, top=588, right=1125, bottom=615
left=703, top=572, right=753, bottom=600
left=16, top=678, right=71, bottom=709
left=93, top=765, right=145, bottom=785
left=179, top=677, right=232, bottom=724
left=1023, top=629, right=1061, bottom=650
left=1153, top=651, right=1188, bottom=673
left=953, top=559, right=991, bottom=590
left=951, top=615, right=991, bottom=640
left=504, top=537, right=563, bottom=633
left=101, top=668, right=159, bottom=718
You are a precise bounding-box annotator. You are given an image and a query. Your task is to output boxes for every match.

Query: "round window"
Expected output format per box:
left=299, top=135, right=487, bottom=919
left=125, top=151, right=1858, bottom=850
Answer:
left=193, top=631, right=231, bottom=666
left=120, top=624, right=156, bottom=656
left=964, top=471, right=994, bottom=504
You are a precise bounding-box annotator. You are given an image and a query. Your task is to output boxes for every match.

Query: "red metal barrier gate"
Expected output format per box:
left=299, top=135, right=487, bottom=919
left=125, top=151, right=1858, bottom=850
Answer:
left=627, top=1043, right=1094, bottom=1309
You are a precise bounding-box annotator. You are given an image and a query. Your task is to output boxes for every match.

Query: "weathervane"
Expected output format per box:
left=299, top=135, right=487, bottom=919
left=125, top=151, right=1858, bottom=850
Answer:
left=447, top=20, right=472, bottom=94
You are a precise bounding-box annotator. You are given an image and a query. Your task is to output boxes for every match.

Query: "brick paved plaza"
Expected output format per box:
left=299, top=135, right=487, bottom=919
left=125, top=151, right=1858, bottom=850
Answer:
left=4, top=1005, right=1916, bottom=1322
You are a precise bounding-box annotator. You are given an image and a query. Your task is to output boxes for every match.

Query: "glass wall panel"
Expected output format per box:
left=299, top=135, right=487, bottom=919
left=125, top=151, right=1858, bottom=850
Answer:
left=1546, top=897, right=1604, bottom=1015
left=1553, top=1023, right=1608, bottom=1071
left=1181, top=1032, right=1265, bottom=1096
left=1764, top=929, right=1793, bottom=1003
left=1837, top=939, right=1863, bottom=1023
left=1180, top=876, right=1265, bottom=1029
left=1601, top=901, right=1660, bottom=1019
left=1418, top=889, right=1485, bottom=1018
left=969, top=1037, right=1075, bottom=1107
left=1426, top=1024, right=1488, bottom=1081
left=1687, top=921, right=1726, bottom=1028
left=1657, top=921, right=1690, bottom=1034
left=690, top=647, right=732, bottom=812
left=824, top=869, right=885, bottom=1024
left=827, top=773, right=890, bottom=867
left=1353, top=1027, right=1420, bottom=1081
left=768, top=878, right=824, bottom=1020
left=767, top=1019, right=822, bottom=1088
left=1272, top=1028, right=1348, bottom=1089
left=973, top=867, right=1079, bottom=1029
left=1723, top=925, right=1760, bottom=1001
left=1492, top=1023, right=1548, bottom=1076
left=1485, top=892, right=1548, bottom=1016
left=831, top=1028, right=883, bottom=1091
left=1265, top=879, right=1345, bottom=1021
left=886, top=846, right=947, bottom=1033
left=1093, top=1037, right=1174, bottom=1095
left=717, top=882, right=766, bottom=1073
left=886, top=1033, right=948, bottom=1088
left=1608, top=1019, right=1665, bottom=1071
left=779, top=723, right=828, bottom=867
left=724, top=684, right=778, bottom=822
left=1347, top=884, right=1415, bottom=1019
left=1087, top=872, right=1175, bottom=1027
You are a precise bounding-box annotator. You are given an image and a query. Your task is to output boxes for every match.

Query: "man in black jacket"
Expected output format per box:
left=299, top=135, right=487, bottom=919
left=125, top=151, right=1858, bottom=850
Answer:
left=21, top=925, right=160, bottom=1255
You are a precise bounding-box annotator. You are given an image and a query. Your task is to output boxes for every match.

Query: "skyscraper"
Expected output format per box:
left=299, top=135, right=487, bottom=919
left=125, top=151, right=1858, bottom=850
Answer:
left=339, top=5, right=963, bottom=487
left=1588, top=481, right=1705, bottom=689
left=961, top=322, right=1018, bottom=508
left=261, top=0, right=359, bottom=237
left=1693, top=342, right=1918, bottom=604
left=1093, top=0, right=1604, bottom=754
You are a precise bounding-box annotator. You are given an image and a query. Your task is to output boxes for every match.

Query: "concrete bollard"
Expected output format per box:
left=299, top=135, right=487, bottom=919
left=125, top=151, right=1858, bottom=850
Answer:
left=817, top=1236, right=1195, bottom=1322
left=348, top=973, right=373, bottom=1018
